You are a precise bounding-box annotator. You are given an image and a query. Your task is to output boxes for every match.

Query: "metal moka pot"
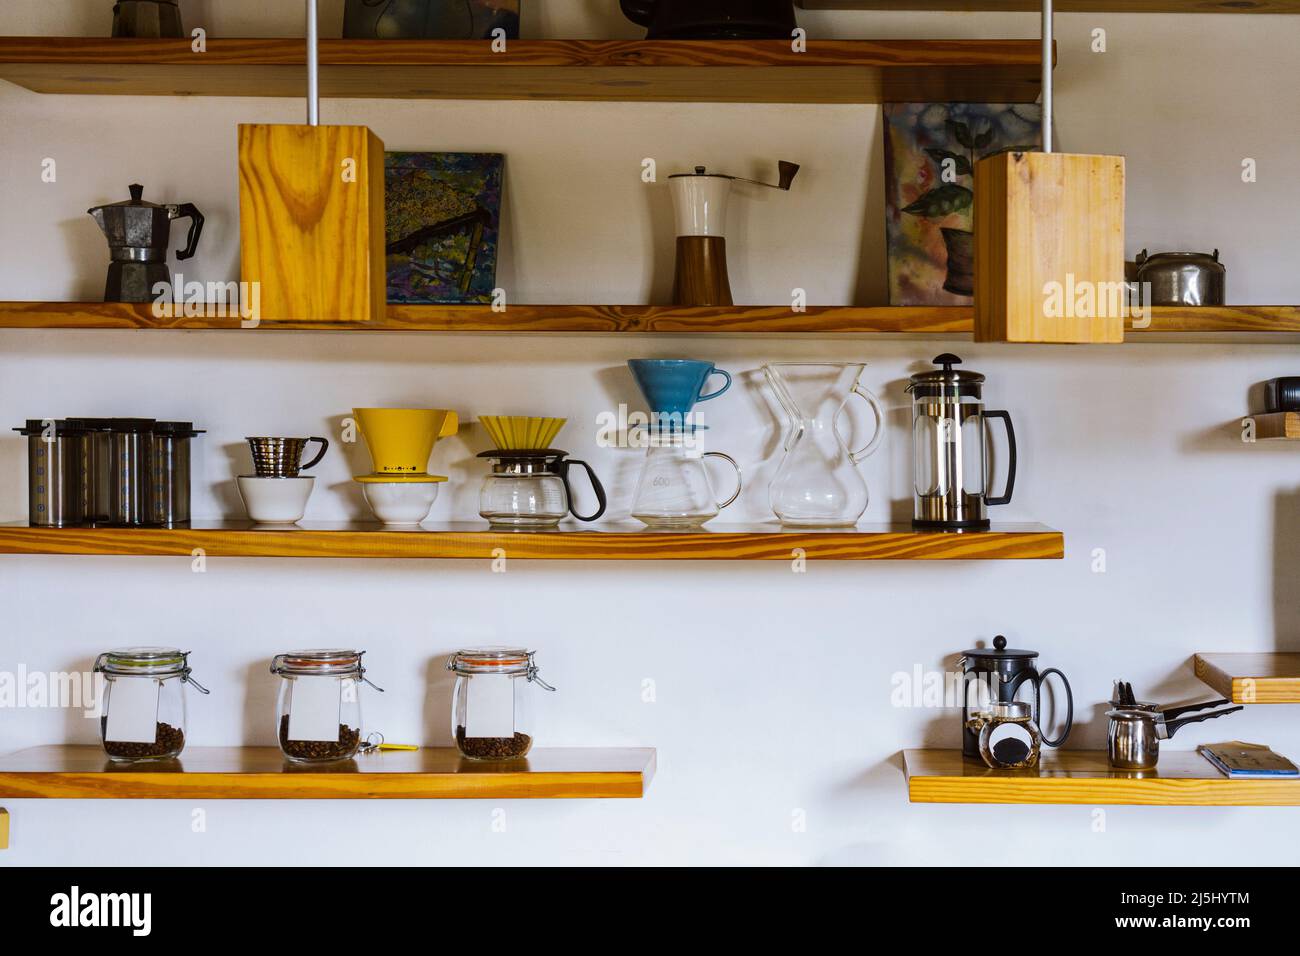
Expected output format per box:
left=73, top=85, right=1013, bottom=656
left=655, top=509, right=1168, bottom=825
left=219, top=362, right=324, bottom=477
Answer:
left=88, top=184, right=204, bottom=303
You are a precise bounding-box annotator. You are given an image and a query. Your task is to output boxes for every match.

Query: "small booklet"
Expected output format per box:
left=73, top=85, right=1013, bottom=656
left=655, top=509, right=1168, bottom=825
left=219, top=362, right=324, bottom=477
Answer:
left=1198, top=741, right=1300, bottom=778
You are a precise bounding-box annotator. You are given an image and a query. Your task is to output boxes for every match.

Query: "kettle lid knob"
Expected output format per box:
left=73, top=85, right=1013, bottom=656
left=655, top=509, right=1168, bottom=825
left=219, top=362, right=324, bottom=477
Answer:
left=129, top=183, right=144, bottom=202
left=993, top=635, right=1007, bottom=650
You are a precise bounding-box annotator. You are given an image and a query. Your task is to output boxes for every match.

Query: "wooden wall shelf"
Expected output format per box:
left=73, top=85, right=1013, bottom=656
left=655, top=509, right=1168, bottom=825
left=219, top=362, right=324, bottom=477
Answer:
left=0, top=521, right=1064, bottom=561
left=0, top=746, right=656, bottom=799
left=3, top=302, right=1299, bottom=339
left=0, top=37, right=1044, bottom=104
left=1195, top=653, right=1300, bottom=704
left=1243, top=412, right=1300, bottom=440
left=798, top=0, right=1300, bottom=12
left=904, top=749, right=1300, bottom=805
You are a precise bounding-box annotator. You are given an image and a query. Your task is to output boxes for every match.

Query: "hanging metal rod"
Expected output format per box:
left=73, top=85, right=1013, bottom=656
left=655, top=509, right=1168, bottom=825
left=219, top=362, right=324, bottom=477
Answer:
left=306, top=0, right=320, bottom=126
left=1042, top=0, right=1053, bottom=153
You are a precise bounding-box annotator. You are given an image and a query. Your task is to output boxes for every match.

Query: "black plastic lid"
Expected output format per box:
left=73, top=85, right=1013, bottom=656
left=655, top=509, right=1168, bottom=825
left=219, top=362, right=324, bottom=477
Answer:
left=961, top=635, right=1039, bottom=661
left=13, top=419, right=82, bottom=435
left=109, top=418, right=156, bottom=431
left=476, top=448, right=566, bottom=459
left=154, top=421, right=205, bottom=437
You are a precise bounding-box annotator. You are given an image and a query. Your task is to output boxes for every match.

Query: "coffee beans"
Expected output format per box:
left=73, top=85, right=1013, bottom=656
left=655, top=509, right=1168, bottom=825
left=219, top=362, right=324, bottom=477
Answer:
left=278, top=715, right=361, bottom=762
left=101, top=718, right=184, bottom=760
left=456, top=726, right=532, bottom=760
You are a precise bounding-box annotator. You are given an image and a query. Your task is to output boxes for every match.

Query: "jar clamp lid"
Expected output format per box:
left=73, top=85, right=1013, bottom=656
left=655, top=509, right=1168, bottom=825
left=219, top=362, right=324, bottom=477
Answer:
left=94, top=647, right=210, bottom=693
left=446, top=647, right=556, bottom=690
left=270, top=649, right=385, bottom=691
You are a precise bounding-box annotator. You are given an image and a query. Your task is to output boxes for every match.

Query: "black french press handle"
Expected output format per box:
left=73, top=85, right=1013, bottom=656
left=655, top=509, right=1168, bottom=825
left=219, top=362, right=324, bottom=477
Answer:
left=172, top=203, right=205, bottom=260
left=983, top=409, right=1017, bottom=507
left=1034, top=667, right=1073, bottom=748
left=552, top=458, right=608, bottom=523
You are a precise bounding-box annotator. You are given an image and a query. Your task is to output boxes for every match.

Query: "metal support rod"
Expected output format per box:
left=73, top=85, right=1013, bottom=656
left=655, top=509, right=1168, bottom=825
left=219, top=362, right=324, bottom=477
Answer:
left=306, top=0, right=320, bottom=126
left=1041, top=0, right=1053, bottom=153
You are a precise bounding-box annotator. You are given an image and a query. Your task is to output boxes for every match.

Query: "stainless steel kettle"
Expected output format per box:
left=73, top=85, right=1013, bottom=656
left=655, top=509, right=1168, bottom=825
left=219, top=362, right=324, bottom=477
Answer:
left=88, top=184, right=204, bottom=303
left=1134, top=249, right=1225, bottom=306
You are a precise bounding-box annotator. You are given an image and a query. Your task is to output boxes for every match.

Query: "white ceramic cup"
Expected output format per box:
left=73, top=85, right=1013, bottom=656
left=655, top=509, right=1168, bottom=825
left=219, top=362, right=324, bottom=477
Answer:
left=361, top=481, right=441, bottom=526
left=237, top=476, right=314, bottom=524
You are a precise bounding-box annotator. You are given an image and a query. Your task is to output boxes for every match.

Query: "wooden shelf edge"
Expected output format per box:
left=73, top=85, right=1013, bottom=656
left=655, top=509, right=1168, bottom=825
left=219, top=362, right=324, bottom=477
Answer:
left=1194, top=653, right=1300, bottom=704
left=0, top=37, right=1045, bottom=104
left=0, top=746, right=657, bottom=799
left=1240, top=412, right=1300, bottom=441
left=903, top=749, right=1300, bottom=805
left=0, top=523, right=1065, bottom=561
left=3, top=302, right=1300, bottom=338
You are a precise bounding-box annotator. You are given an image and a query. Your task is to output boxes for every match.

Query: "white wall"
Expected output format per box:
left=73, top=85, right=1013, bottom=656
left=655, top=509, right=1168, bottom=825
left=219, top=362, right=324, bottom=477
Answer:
left=1, top=3, right=1298, bottom=866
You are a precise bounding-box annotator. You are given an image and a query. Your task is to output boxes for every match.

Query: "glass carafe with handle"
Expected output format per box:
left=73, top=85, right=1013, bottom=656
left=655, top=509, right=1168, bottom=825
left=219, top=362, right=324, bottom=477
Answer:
left=630, top=428, right=742, bottom=528
left=763, top=363, right=884, bottom=526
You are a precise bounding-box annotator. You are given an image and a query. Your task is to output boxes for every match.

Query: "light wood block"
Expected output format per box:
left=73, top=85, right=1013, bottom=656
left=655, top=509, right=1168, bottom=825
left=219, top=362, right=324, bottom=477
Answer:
left=974, top=152, right=1126, bottom=344
left=904, top=749, right=1300, bottom=805
left=0, top=521, right=1064, bottom=561
left=0, top=747, right=655, bottom=799
left=0, top=808, right=8, bottom=849
left=238, top=124, right=386, bottom=323
left=1245, top=412, right=1300, bottom=441
left=3, top=302, right=1299, bottom=337
left=1195, top=653, right=1300, bottom=704
left=0, top=38, right=1044, bottom=104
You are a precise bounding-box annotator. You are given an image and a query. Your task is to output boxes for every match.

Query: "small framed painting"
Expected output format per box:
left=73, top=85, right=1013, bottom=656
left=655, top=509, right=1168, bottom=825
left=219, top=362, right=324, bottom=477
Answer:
left=384, top=152, right=504, bottom=305
left=884, top=103, right=1041, bottom=306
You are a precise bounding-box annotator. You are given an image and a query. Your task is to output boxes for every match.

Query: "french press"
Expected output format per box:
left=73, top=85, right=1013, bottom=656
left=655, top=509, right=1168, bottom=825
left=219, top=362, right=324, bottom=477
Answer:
left=88, top=184, right=204, bottom=303
left=959, top=635, right=1073, bottom=760
left=907, top=354, right=1016, bottom=530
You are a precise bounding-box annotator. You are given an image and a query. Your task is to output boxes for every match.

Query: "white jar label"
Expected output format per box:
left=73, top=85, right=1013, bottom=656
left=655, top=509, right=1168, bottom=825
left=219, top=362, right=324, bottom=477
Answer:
left=105, top=677, right=161, bottom=743
left=466, top=675, right=514, bottom=738
left=288, top=676, right=342, bottom=742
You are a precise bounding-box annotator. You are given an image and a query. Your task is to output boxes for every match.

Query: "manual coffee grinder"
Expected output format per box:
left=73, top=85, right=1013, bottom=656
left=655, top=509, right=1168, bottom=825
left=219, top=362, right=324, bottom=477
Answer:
left=668, top=161, right=799, bottom=306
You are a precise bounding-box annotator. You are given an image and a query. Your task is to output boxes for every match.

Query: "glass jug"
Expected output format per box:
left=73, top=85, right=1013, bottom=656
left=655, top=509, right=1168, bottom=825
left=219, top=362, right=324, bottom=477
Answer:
left=477, top=450, right=607, bottom=528
left=763, top=363, right=884, bottom=526
left=630, top=429, right=742, bottom=528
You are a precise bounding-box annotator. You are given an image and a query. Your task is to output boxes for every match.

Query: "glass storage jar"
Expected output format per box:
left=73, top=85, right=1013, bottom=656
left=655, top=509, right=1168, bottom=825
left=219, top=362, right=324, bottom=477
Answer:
left=270, top=649, right=382, bottom=763
left=94, top=647, right=209, bottom=762
left=447, top=648, right=555, bottom=760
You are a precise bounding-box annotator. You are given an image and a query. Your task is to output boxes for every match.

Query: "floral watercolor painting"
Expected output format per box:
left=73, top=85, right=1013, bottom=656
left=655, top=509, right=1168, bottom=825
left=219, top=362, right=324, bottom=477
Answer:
left=884, top=103, right=1041, bottom=306
left=384, top=152, right=504, bottom=305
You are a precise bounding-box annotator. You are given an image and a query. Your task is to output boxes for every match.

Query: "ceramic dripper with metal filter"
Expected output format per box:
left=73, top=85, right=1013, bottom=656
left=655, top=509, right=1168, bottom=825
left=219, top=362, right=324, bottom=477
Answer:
left=668, top=160, right=799, bottom=306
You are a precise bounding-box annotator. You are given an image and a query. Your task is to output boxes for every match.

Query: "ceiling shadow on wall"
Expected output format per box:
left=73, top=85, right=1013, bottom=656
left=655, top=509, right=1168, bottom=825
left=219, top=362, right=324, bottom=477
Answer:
left=1273, top=487, right=1300, bottom=651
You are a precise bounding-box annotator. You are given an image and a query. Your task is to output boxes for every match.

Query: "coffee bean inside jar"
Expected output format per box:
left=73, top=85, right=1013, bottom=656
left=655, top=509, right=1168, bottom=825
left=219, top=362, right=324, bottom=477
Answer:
left=100, top=718, right=185, bottom=761
left=278, top=715, right=361, bottom=762
left=456, top=726, right=532, bottom=760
